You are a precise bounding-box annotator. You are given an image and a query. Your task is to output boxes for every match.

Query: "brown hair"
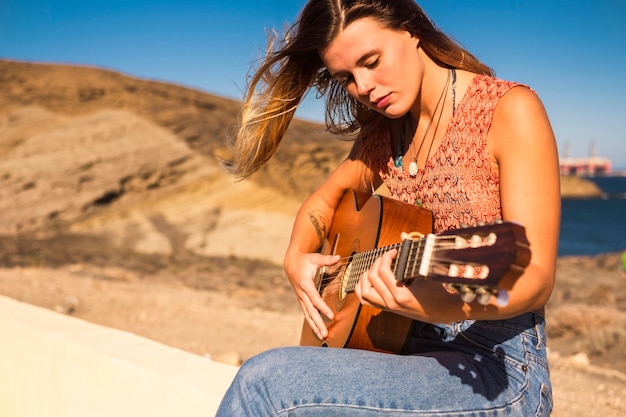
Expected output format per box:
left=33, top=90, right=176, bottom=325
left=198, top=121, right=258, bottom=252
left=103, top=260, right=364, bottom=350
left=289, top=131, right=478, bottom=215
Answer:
left=223, top=0, right=493, bottom=178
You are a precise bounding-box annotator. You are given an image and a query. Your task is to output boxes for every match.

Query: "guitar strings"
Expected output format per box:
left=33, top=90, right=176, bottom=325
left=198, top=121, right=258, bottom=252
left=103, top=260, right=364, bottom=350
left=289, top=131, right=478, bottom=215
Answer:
left=313, top=236, right=483, bottom=294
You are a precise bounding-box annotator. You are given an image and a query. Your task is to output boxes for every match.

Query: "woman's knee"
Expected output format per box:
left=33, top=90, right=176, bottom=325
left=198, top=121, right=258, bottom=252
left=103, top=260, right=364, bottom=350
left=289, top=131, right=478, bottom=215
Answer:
left=235, top=347, right=299, bottom=384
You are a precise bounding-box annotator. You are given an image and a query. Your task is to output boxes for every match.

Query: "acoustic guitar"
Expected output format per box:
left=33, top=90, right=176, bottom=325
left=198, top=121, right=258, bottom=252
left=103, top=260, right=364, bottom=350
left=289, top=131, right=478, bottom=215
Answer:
left=299, top=189, right=531, bottom=353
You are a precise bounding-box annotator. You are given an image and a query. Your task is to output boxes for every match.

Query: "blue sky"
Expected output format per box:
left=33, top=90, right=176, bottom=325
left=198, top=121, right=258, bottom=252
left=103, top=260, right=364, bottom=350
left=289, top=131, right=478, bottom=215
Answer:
left=1, top=0, right=625, bottom=168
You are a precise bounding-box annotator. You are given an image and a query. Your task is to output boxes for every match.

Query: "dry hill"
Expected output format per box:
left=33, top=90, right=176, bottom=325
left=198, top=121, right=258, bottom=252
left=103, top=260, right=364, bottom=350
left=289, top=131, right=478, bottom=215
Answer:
left=0, top=59, right=351, bottom=202
left=0, top=59, right=352, bottom=264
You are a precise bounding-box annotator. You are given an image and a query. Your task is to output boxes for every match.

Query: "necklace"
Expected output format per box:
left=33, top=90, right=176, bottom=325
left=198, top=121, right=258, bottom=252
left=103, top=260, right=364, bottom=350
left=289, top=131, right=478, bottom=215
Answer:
left=395, top=68, right=456, bottom=177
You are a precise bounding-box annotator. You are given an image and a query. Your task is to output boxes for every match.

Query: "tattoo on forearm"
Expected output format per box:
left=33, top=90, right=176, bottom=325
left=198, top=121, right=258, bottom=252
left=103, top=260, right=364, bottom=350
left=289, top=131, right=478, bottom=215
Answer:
left=308, top=211, right=329, bottom=244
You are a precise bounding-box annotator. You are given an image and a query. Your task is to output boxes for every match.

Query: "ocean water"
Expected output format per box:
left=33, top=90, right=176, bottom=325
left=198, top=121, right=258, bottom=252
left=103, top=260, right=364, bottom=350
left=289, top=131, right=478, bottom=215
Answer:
left=558, top=175, right=626, bottom=257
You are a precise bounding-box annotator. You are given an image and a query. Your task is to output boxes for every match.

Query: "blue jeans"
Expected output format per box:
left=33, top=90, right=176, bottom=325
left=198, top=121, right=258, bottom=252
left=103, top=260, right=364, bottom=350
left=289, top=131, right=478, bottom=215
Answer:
left=216, top=313, right=552, bottom=416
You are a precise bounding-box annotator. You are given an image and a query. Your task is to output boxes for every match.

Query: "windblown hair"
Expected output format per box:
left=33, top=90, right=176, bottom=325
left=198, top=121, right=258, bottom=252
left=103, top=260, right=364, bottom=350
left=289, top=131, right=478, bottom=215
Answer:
left=223, top=0, right=494, bottom=178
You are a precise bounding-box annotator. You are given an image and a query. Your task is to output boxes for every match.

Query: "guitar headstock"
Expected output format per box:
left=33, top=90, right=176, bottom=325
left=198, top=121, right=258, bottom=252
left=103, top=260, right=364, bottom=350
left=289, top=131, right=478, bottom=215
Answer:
left=423, top=221, right=530, bottom=306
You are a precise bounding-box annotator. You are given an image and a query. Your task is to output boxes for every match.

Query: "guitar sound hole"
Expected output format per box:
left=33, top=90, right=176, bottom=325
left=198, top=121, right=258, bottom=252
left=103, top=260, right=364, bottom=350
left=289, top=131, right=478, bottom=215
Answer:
left=340, top=261, right=353, bottom=300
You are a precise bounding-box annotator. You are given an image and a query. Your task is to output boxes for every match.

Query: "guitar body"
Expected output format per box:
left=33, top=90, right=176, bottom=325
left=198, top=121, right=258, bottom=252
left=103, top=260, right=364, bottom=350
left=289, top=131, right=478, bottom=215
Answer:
left=300, top=190, right=433, bottom=353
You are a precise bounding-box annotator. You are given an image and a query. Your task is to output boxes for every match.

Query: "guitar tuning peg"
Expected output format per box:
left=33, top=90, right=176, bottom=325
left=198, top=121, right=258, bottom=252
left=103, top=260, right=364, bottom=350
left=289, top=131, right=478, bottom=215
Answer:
left=477, top=291, right=492, bottom=305
left=460, top=291, right=477, bottom=303
left=474, top=286, right=492, bottom=305
left=458, top=285, right=476, bottom=303
left=495, top=290, right=509, bottom=307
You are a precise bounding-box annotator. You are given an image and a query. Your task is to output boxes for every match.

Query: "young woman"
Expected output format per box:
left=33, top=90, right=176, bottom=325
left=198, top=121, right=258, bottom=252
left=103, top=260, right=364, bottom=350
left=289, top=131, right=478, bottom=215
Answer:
left=218, top=0, right=560, bottom=416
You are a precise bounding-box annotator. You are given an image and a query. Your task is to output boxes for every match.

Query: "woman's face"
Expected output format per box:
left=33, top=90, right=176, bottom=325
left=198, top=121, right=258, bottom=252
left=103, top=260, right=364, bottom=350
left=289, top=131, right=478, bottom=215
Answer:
left=319, top=17, right=422, bottom=119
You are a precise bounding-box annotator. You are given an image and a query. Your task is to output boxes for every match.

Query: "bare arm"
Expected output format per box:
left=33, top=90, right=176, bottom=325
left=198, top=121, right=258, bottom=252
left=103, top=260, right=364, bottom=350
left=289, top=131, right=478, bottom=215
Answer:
left=284, top=139, right=378, bottom=338
left=489, top=86, right=560, bottom=314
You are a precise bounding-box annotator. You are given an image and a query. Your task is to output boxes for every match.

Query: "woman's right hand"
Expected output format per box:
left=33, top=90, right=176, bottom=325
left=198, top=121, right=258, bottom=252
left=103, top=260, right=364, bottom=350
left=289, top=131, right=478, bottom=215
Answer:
left=284, top=251, right=341, bottom=340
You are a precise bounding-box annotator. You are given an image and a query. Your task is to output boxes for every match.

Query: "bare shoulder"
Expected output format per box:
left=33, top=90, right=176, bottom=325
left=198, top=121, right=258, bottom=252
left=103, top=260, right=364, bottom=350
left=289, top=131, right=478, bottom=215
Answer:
left=489, top=85, right=555, bottom=159
left=494, top=85, right=550, bottom=128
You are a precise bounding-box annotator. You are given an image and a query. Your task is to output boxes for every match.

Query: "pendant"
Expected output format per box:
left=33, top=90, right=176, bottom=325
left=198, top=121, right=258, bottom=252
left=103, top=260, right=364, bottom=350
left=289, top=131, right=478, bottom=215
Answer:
left=408, top=161, right=419, bottom=176
left=394, top=155, right=403, bottom=168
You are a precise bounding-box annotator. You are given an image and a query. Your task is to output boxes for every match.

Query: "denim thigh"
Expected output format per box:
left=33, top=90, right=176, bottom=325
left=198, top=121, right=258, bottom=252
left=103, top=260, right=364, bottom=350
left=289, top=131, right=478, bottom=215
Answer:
left=216, top=313, right=552, bottom=417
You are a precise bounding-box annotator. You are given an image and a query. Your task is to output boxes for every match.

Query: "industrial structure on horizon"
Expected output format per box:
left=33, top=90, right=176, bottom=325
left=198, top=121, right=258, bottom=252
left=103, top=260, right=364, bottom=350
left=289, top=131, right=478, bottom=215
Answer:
left=559, top=140, right=612, bottom=175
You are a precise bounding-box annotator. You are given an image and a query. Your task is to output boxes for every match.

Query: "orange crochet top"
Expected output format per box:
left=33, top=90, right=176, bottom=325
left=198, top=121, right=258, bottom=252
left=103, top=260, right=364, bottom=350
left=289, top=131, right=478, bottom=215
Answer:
left=364, top=75, right=524, bottom=233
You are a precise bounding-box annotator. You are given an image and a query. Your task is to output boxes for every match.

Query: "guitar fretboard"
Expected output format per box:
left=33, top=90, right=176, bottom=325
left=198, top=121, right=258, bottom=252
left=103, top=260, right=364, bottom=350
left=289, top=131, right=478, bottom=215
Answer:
left=340, top=237, right=430, bottom=294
